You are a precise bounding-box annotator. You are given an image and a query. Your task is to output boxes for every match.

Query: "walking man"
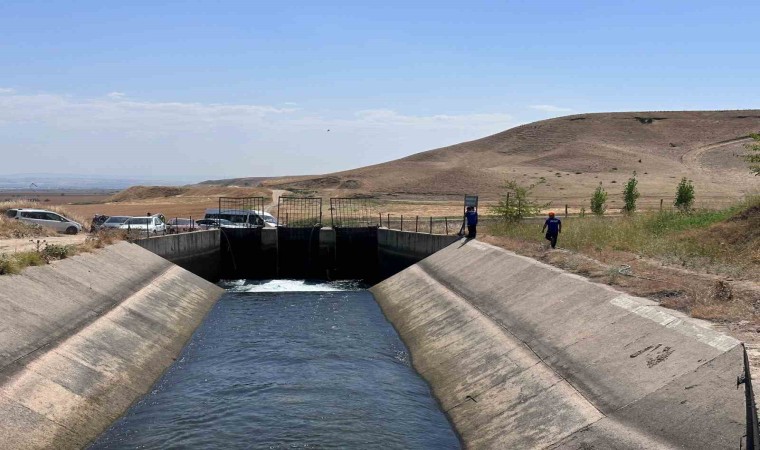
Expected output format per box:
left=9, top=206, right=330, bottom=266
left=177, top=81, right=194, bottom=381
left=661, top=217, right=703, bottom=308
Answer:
left=465, top=206, right=478, bottom=238
left=542, top=211, right=561, bottom=249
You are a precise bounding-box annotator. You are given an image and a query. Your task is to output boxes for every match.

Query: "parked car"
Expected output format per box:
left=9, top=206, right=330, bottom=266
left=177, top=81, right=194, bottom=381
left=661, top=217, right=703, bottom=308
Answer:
left=167, top=218, right=197, bottom=233
left=119, top=216, right=167, bottom=234
left=97, top=216, right=131, bottom=230
left=203, top=208, right=277, bottom=227
left=5, top=208, right=83, bottom=234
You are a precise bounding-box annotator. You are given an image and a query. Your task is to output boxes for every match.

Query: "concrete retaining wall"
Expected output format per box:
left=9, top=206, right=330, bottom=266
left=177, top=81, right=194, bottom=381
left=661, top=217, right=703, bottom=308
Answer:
left=377, top=228, right=459, bottom=279
left=0, top=242, right=223, bottom=449
left=133, top=230, right=220, bottom=280
left=371, top=239, right=745, bottom=449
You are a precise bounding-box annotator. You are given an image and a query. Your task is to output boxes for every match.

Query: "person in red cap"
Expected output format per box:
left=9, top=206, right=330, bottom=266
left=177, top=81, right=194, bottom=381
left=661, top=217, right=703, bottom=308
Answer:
left=541, top=211, right=562, bottom=249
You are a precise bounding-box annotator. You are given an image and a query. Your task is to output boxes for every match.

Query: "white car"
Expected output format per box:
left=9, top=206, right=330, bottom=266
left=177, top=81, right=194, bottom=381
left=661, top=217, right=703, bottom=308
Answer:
left=5, top=208, right=83, bottom=234
left=119, top=216, right=167, bottom=234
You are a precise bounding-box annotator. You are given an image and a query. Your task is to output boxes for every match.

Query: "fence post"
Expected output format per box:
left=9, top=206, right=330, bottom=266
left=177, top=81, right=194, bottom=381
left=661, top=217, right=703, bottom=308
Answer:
left=565, top=204, right=568, bottom=217
left=430, top=217, right=433, bottom=234
left=660, top=198, right=663, bottom=212
left=401, top=215, right=403, bottom=231
left=445, top=217, right=449, bottom=235
left=387, top=213, right=390, bottom=229
left=415, top=216, right=419, bottom=232
left=379, top=213, right=382, bottom=228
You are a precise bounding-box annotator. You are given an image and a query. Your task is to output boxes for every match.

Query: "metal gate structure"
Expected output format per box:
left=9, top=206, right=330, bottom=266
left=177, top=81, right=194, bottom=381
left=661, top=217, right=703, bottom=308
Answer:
left=330, top=197, right=379, bottom=281
left=329, top=197, right=379, bottom=228
left=276, top=197, right=323, bottom=278
left=217, top=197, right=266, bottom=227
left=216, top=197, right=268, bottom=278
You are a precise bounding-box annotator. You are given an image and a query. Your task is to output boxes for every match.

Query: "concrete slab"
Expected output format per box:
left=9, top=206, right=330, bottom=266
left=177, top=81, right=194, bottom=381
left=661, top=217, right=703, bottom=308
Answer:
left=371, top=239, right=747, bottom=449
left=0, top=242, right=223, bottom=449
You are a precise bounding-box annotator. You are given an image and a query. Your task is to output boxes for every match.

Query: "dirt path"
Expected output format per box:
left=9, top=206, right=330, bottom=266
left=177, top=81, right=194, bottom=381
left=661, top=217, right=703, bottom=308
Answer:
left=681, top=135, right=753, bottom=168
left=0, top=234, right=88, bottom=254
left=266, top=189, right=291, bottom=213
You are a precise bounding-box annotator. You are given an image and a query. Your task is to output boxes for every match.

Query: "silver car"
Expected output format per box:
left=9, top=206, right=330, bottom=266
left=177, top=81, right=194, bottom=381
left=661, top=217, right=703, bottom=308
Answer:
left=99, top=216, right=132, bottom=230
left=5, top=208, right=83, bottom=234
left=119, top=216, right=167, bottom=234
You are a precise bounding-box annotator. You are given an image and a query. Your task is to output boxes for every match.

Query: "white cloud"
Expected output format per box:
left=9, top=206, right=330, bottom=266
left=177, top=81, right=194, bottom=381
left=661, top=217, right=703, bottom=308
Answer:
left=0, top=88, right=15, bottom=94
left=529, top=104, right=573, bottom=113
left=0, top=89, right=517, bottom=176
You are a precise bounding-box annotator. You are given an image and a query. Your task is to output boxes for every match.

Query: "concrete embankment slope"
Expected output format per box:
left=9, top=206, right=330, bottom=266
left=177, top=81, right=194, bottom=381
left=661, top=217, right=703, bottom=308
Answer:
left=0, top=242, right=223, bottom=449
left=371, top=239, right=745, bottom=449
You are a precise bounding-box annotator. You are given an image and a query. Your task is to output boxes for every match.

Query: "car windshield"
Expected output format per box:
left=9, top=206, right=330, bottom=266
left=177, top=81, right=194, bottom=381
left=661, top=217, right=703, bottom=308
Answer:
left=105, top=216, right=130, bottom=223
left=125, top=218, right=150, bottom=225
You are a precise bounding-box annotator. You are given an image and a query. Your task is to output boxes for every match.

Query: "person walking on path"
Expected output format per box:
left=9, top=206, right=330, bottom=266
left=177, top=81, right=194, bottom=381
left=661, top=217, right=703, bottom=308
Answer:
left=542, top=211, right=561, bottom=249
left=465, top=206, right=478, bottom=238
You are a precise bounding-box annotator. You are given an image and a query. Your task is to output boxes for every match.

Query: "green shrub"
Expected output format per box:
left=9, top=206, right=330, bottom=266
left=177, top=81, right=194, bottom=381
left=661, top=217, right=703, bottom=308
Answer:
left=622, top=172, right=640, bottom=213
left=674, top=177, right=695, bottom=212
left=42, top=244, right=74, bottom=260
left=590, top=183, right=608, bottom=216
left=491, top=179, right=550, bottom=222
left=0, top=255, right=20, bottom=275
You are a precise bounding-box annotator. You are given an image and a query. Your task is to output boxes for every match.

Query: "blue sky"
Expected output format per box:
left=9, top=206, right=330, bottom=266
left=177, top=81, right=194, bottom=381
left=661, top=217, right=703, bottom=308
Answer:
left=1, top=1, right=758, bottom=181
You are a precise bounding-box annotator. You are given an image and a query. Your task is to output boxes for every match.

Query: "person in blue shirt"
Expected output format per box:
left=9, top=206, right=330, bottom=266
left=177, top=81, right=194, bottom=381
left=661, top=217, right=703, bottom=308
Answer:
left=465, top=206, right=478, bottom=238
left=542, top=211, right=562, bottom=249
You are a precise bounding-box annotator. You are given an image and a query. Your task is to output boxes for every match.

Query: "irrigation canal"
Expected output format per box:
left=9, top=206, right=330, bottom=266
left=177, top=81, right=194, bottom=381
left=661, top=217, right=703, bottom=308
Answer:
left=89, top=279, right=460, bottom=449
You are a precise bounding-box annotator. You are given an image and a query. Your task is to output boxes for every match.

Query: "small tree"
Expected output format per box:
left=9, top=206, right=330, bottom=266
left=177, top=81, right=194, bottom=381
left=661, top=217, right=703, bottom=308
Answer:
left=743, top=133, right=760, bottom=176
left=622, top=171, right=640, bottom=214
left=590, top=182, right=608, bottom=215
left=492, top=179, right=550, bottom=222
left=674, top=177, right=695, bottom=212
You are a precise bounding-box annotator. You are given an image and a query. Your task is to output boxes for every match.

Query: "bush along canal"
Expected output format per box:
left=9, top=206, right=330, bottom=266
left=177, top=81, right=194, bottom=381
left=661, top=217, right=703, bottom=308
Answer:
left=89, top=279, right=460, bottom=449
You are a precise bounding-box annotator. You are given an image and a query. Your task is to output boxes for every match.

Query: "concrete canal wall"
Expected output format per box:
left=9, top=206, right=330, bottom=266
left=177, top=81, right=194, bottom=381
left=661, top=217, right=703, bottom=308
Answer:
left=133, top=230, right=221, bottom=280
left=371, top=239, right=746, bottom=449
left=0, top=242, right=223, bottom=449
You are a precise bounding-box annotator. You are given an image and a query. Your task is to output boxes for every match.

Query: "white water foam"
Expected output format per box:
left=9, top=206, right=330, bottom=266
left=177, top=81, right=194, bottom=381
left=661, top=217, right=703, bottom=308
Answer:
left=220, top=279, right=364, bottom=292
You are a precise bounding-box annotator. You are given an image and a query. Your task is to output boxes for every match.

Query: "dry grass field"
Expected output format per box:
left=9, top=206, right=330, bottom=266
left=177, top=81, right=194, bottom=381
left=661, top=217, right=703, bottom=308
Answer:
left=65, top=185, right=273, bottom=223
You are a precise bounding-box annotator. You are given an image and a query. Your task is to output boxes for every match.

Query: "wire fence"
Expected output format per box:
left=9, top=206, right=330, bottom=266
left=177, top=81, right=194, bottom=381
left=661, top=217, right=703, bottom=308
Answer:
left=330, top=198, right=380, bottom=228
left=381, top=215, right=463, bottom=235
left=277, top=196, right=323, bottom=227
left=216, top=197, right=266, bottom=228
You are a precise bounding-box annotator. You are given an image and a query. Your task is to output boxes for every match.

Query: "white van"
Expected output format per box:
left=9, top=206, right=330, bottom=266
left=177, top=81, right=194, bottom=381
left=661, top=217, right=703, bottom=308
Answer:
left=203, top=208, right=277, bottom=227
left=5, top=208, right=83, bottom=234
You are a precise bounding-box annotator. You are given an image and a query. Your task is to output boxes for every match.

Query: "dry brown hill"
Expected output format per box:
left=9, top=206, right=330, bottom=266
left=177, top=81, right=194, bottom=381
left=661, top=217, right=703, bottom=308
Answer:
left=236, top=110, right=760, bottom=208
left=108, top=185, right=270, bottom=202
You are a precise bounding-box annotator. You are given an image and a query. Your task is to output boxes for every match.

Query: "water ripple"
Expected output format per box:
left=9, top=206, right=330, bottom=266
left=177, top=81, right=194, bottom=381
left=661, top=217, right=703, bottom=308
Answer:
left=90, top=285, right=459, bottom=449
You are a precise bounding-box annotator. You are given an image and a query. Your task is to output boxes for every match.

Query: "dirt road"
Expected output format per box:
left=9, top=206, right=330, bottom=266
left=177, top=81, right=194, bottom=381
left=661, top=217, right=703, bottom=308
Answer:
left=0, top=234, right=88, bottom=254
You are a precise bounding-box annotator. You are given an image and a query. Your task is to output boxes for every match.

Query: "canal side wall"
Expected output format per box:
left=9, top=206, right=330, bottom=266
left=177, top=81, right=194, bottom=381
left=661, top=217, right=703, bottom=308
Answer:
left=0, top=242, right=224, bottom=449
left=377, top=228, right=459, bottom=279
left=371, top=239, right=746, bottom=449
left=133, top=230, right=221, bottom=280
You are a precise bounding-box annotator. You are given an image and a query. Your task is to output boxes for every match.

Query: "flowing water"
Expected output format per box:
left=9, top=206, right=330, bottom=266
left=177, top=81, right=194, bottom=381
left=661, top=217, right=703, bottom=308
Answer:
left=90, top=279, right=460, bottom=449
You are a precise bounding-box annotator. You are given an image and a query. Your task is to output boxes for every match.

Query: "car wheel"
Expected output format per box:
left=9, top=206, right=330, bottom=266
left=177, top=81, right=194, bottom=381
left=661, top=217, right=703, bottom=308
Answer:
left=65, top=226, right=78, bottom=235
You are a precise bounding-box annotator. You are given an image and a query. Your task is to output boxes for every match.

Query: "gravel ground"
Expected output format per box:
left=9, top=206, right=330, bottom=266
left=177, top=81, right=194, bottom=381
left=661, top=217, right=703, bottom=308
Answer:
left=0, top=234, right=88, bottom=254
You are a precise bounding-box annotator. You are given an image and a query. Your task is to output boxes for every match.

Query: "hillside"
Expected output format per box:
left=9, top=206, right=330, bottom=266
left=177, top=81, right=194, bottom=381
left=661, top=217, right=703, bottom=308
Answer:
left=214, top=110, right=760, bottom=208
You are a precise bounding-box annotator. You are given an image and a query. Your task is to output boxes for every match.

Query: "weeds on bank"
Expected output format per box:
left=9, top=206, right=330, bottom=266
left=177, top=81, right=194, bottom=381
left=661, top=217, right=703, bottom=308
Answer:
left=0, top=216, right=54, bottom=239
left=488, top=197, right=760, bottom=279
left=0, top=243, right=77, bottom=274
